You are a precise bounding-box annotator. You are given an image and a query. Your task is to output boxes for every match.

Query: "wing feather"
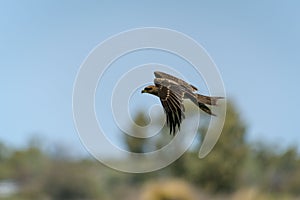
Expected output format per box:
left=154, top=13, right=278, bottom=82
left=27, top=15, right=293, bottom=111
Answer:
left=155, top=78, right=185, bottom=135
left=154, top=71, right=198, bottom=92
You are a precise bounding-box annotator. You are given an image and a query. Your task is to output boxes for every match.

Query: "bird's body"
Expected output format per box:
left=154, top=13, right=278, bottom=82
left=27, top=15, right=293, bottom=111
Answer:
left=142, top=71, right=223, bottom=135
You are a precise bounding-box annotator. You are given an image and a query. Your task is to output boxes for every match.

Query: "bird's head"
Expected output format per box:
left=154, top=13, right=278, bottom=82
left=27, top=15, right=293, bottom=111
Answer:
left=141, top=85, right=158, bottom=96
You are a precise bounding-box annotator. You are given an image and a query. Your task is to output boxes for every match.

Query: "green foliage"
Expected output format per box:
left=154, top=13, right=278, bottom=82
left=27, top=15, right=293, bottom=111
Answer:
left=124, top=111, right=149, bottom=153
left=248, top=144, right=300, bottom=195
left=0, top=142, right=10, bottom=162
left=8, top=147, right=49, bottom=183
left=170, top=102, right=248, bottom=193
left=1, top=100, right=300, bottom=200
left=197, top=102, right=248, bottom=192
left=124, top=110, right=172, bottom=154
left=0, top=145, right=104, bottom=200
left=122, top=100, right=300, bottom=197
left=42, top=161, right=101, bottom=200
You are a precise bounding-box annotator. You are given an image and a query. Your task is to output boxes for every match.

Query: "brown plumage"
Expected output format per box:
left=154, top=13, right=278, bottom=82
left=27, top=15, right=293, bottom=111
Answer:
left=141, top=71, right=223, bottom=135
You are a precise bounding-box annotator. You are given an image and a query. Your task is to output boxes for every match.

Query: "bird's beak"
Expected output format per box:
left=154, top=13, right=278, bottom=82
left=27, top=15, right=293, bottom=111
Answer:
left=141, top=89, right=145, bottom=93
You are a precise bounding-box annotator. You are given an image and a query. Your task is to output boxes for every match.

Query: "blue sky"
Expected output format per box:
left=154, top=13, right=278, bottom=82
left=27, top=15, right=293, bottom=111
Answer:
left=1, top=1, right=300, bottom=155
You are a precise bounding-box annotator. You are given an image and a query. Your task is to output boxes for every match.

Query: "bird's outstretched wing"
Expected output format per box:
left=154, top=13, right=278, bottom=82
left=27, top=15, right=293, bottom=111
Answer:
left=154, top=78, right=185, bottom=135
left=154, top=71, right=198, bottom=92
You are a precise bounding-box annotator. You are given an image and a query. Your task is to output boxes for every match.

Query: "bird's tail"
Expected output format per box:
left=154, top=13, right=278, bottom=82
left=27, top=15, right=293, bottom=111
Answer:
left=185, top=92, right=223, bottom=116
left=196, top=94, right=223, bottom=106
left=198, top=102, right=216, bottom=116
left=196, top=94, right=223, bottom=116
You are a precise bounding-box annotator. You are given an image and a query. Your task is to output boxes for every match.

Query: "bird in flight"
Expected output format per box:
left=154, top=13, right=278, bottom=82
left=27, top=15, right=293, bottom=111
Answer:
left=141, top=71, right=223, bottom=135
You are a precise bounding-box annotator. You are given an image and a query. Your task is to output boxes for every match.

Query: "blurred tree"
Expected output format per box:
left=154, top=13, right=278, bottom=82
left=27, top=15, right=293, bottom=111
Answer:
left=252, top=145, right=300, bottom=195
left=1, top=98, right=300, bottom=199
left=124, top=111, right=149, bottom=153
left=0, top=142, right=10, bottom=162
left=6, top=145, right=50, bottom=199
left=7, top=146, right=49, bottom=184
left=0, top=142, right=12, bottom=179
left=124, top=100, right=249, bottom=193
left=171, top=101, right=248, bottom=193
left=43, top=161, right=102, bottom=200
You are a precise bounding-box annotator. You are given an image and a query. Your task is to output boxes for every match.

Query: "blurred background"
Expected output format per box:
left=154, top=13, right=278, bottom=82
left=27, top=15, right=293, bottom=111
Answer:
left=1, top=1, right=300, bottom=199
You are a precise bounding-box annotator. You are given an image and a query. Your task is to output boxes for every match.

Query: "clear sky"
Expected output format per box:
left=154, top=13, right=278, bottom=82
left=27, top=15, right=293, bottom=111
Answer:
left=1, top=1, right=300, bottom=156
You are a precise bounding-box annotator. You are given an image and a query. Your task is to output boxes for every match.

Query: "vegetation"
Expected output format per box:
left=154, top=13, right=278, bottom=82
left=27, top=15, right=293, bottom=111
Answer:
left=0, top=101, right=300, bottom=199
